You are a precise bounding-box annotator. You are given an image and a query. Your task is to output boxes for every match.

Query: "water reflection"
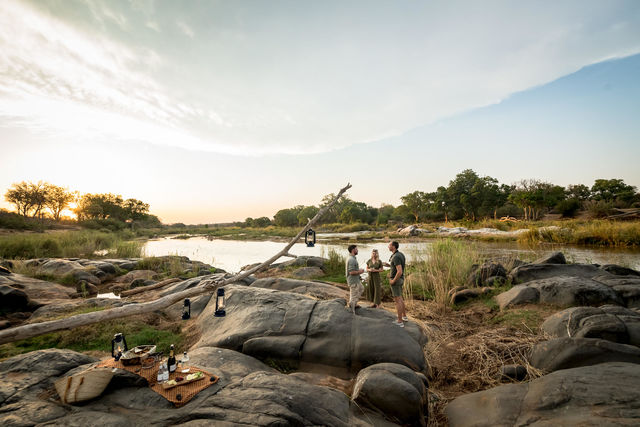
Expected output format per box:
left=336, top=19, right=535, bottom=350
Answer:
left=143, top=236, right=640, bottom=274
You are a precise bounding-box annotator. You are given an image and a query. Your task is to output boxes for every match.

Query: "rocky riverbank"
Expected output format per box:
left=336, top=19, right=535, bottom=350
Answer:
left=1, top=252, right=640, bottom=425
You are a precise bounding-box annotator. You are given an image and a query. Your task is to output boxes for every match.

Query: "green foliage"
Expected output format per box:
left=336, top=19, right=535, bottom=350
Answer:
left=591, top=179, right=637, bottom=206
left=0, top=230, right=143, bottom=259
left=407, top=239, right=481, bottom=305
left=517, top=220, right=640, bottom=247
left=556, top=198, right=583, bottom=218
left=0, top=317, right=184, bottom=359
left=490, top=309, right=544, bottom=332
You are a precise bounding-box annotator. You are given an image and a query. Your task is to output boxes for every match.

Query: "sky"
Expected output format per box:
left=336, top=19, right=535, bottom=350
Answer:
left=1, top=0, right=639, bottom=223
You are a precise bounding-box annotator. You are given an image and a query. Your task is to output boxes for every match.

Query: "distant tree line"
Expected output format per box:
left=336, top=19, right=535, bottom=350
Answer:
left=3, top=181, right=160, bottom=230
left=245, top=169, right=639, bottom=228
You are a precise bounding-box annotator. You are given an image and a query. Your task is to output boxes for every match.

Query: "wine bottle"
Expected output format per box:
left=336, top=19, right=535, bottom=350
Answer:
left=168, top=344, right=177, bottom=373
left=157, top=361, right=165, bottom=383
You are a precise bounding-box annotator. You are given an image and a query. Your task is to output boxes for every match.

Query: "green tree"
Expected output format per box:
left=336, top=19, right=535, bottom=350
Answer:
left=297, top=206, right=320, bottom=225
left=400, top=191, right=427, bottom=223
left=4, top=181, right=33, bottom=216
left=591, top=179, right=637, bottom=206
left=273, top=207, right=301, bottom=226
left=566, top=184, right=591, bottom=201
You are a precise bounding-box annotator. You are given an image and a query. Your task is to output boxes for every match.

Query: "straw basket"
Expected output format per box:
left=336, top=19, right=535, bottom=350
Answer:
left=120, top=345, right=157, bottom=366
left=55, top=367, right=114, bottom=404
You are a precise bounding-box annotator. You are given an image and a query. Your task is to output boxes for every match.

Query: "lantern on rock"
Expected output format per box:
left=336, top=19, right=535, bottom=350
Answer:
left=214, top=288, right=226, bottom=317
left=182, top=298, right=191, bottom=320
left=111, top=333, right=128, bottom=360
left=305, top=229, right=316, bottom=247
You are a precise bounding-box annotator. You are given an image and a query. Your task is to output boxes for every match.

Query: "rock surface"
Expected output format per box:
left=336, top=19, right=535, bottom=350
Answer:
left=0, top=348, right=395, bottom=426
left=445, top=362, right=640, bottom=426
left=194, top=285, right=428, bottom=376
left=541, top=305, right=640, bottom=346
left=529, top=337, right=640, bottom=372
left=250, top=277, right=347, bottom=300
left=352, top=363, right=429, bottom=426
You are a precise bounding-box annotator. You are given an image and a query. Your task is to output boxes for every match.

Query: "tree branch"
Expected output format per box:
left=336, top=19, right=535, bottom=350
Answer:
left=0, top=183, right=352, bottom=345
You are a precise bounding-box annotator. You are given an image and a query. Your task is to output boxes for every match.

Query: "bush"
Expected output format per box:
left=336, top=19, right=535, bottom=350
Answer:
left=556, top=199, right=582, bottom=218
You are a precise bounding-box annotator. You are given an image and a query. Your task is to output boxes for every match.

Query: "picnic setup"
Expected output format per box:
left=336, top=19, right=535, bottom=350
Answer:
left=54, top=333, right=218, bottom=407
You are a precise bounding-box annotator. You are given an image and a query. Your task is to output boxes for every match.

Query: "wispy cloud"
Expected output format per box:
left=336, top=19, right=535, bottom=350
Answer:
left=1, top=0, right=640, bottom=157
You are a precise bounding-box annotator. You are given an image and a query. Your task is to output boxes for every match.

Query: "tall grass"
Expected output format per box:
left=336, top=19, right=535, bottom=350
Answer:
left=407, top=239, right=481, bottom=306
left=517, top=220, right=640, bottom=247
left=0, top=230, right=144, bottom=259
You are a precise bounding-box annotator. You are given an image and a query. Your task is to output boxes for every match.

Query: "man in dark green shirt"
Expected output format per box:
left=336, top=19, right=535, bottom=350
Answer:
left=384, top=241, right=408, bottom=327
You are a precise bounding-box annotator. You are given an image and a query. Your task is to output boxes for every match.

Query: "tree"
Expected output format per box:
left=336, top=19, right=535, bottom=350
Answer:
left=44, top=184, right=74, bottom=221
left=566, top=184, right=591, bottom=201
left=400, top=191, right=427, bottom=223
left=4, top=181, right=32, bottom=216
left=591, top=179, right=637, bottom=206
left=273, top=208, right=300, bottom=227
left=297, top=206, right=320, bottom=225
left=123, top=198, right=150, bottom=221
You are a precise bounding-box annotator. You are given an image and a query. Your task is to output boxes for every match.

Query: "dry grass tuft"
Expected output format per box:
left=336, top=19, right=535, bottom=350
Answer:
left=401, top=300, right=549, bottom=426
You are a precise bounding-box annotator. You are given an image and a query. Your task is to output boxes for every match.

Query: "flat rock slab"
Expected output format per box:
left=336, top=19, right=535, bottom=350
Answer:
left=195, top=285, right=428, bottom=376
left=0, top=274, right=75, bottom=306
left=445, top=362, right=640, bottom=426
left=542, top=305, right=640, bottom=346
left=496, top=276, right=623, bottom=309
left=530, top=337, right=640, bottom=372
left=0, top=348, right=395, bottom=426
left=250, top=277, right=347, bottom=300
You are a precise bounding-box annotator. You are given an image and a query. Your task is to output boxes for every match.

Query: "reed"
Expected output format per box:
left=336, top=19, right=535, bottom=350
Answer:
left=408, top=239, right=481, bottom=306
left=0, top=230, right=144, bottom=259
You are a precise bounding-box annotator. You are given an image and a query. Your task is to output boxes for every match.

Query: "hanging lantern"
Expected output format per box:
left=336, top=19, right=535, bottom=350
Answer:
left=111, top=333, right=128, bottom=360
left=182, top=298, right=191, bottom=320
left=305, top=228, right=316, bottom=247
left=214, top=288, right=226, bottom=317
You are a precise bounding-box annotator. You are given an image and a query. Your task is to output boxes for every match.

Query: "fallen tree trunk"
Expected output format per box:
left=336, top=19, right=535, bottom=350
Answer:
left=0, top=183, right=352, bottom=345
left=119, top=277, right=182, bottom=297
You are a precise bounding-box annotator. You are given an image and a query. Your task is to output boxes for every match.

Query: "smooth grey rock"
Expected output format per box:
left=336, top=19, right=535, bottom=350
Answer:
left=496, top=276, right=622, bottom=309
left=450, top=287, right=492, bottom=304
left=75, top=280, right=98, bottom=296
left=250, top=277, right=346, bottom=300
left=530, top=337, right=640, bottom=372
left=0, top=274, right=74, bottom=306
left=541, top=305, right=640, bottom=346
left=601, top=264, right=640, bottom=277
left=495, top=285, right=539, bottom=309
left=500, top=364, right=527, bottom=381
left=195, top=285, right=428, bottom=375
left=510, top=263, right=603, bottom=284
left=467, top=262, right=507, bottom=286
left=533, top=251, right=566, bottom=264
left=446, top=362, right=640, bottom=426
left=0, top=285, right=30, bottom=312
left=290, top=266, right=325, bottom=280
left=352, top=363, right=428, bottom=427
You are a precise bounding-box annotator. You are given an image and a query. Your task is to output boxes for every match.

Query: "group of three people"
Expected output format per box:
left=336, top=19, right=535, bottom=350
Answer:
left=345, top=241, right=408, bottom=327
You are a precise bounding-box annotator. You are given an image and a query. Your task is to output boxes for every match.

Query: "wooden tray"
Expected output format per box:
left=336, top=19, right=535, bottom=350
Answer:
left=161, top=372, right=208, bottom=390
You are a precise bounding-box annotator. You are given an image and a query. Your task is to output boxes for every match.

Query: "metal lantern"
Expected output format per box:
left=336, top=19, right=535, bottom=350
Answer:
left=214, top=288, right=226, bottom=317
left=182, top=298, right=191, bottom=320
left=305, top=228, right=316, bottom=247
left=111, top=332, right=128, bottom=360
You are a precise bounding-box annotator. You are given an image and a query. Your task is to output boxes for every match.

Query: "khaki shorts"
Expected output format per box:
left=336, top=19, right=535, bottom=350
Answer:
left=391, top=278, right=404, bottom=297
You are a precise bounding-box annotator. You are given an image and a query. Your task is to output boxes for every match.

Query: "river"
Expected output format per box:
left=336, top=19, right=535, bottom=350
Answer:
left=143, top=236, right=640, bottom=274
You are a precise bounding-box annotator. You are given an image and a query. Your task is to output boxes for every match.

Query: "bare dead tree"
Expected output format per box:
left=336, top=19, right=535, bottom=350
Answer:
left=0, top=183, right=352, bottom=345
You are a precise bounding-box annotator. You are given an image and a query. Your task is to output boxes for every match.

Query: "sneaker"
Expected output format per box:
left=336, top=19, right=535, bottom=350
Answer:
left=392, top=320, right=405, bottom=328
left=402, top=316, right=409, bottom=322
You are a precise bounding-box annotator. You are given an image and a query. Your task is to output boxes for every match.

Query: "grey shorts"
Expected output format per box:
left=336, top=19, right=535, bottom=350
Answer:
left=391, top=278, right=404, bottom=297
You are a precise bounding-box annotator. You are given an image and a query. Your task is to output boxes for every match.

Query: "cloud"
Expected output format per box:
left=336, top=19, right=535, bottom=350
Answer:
left=1, top=0, right=640, bottom=156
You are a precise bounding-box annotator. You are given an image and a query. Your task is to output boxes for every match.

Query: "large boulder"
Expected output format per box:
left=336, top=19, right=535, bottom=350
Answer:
left=194, top=285, right=428, bottom=375
left=290, top=266, right=325, bottom=280
left=466, top=262, right=507, bottom=287
left=495, top=276, right=623, bottom=309
left=530, top=337, right=640, bottom=372
left=0, top=348, right=395, bottom=426
left=445, top=362, right=640, bottom=426
left=533, top=251, right=566, bottom=264
left=0, top=285, right=31, bottom=312
left=600, top=264, right=640, bottom=277
left=541, top=305, right=640, bottom=346
left=352, top=363, right=429, bottom=427
left=510, top=263, right=603, bottom=284
left=250, top=277, right=347, bottom=300
left=0, top=273, right=75, bottom=306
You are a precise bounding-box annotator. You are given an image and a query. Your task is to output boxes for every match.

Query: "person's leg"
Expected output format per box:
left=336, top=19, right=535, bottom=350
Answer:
left=366, top=279, right=373, bottom=302
left=374, top=279, right=382, bottom=306
left=399, top=296, right=407, bottom=318
left=394, top=297, right=403, bottom=322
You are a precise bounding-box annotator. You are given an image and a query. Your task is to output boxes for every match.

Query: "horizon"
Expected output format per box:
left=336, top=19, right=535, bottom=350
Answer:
left=2, top=0, right=640, bottom=223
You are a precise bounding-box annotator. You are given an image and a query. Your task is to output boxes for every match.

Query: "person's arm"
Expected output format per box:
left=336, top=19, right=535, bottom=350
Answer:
left=390, top=264, right=403, bottom=284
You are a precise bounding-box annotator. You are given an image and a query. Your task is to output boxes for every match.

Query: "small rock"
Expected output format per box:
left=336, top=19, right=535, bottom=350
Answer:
left=534, top=251, right=566, bottom=264
left=500, top=364, right=527, bottom=381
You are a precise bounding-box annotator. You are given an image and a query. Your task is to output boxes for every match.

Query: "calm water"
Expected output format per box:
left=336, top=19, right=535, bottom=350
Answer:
left=143, top=236, right=640, bottom=273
